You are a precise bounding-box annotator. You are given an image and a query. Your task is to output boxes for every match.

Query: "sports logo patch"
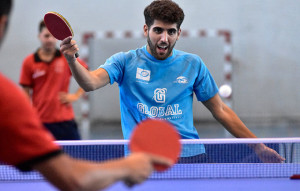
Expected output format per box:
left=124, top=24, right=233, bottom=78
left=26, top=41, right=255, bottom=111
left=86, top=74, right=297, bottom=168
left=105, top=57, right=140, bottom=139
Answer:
left=153, top=88, right=167, bottom=103
left=32, top=69, right=46, bottom=79
left=136, top=68, right=151, bottom=81
left=174, top=76, right=188, bottom=84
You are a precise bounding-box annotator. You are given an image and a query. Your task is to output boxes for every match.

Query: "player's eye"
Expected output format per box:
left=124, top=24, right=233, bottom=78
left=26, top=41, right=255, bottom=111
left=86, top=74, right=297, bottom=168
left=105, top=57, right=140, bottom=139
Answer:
left=168, top=29, right=177, bottom=35
left=153, top=27, right=163, bottom=34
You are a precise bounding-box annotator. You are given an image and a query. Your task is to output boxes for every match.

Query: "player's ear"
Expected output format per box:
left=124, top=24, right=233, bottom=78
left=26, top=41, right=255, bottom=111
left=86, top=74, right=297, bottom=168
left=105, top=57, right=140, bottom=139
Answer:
left=0, top=15, right=8, bottom=40
left=143, top=24, right=148, bottom=37
left=176, top=28, right=181, bottom=40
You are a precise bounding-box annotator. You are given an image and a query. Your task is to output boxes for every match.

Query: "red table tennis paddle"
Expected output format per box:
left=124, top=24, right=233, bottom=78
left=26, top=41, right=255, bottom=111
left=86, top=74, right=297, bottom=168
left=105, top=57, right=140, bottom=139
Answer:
left=129, top=118, right=181, bottom=171
left=44, top=12, right=79, bottom=57
left=290, top=174, right=300, bottom=179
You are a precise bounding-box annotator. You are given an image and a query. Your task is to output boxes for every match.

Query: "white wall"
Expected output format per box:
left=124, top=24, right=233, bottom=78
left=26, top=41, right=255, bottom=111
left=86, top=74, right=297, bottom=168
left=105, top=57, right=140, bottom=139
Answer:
left=1, top=0, right=299, bottom=122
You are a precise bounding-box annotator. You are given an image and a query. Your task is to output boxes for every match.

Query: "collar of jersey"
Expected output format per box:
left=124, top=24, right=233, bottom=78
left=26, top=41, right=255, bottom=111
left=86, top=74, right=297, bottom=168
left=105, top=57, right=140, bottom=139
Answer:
left=34, top=48, right=61, bottom=63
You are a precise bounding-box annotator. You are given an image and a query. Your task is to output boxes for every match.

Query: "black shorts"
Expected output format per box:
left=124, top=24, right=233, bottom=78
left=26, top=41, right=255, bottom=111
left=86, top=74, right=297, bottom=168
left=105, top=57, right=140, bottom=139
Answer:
left=43, top=119, right=81, bottom=140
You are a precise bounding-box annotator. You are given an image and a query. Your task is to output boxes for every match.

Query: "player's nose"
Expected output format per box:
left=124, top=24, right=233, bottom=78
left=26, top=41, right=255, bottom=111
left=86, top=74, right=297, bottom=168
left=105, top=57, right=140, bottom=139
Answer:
left=160, top=31, right=168, bottom=42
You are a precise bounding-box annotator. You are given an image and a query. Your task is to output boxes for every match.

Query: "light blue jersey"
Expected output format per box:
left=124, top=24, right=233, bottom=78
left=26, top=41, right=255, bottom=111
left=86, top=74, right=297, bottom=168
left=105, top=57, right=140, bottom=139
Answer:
left=100, top=45, right=218, bottom=156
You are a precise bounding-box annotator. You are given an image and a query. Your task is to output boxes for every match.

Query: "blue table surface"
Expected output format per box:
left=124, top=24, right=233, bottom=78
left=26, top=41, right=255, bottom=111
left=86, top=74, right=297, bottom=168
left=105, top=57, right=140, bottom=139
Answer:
left=1, top=178, right=300, bottom=191
left=1, top=163, right=300, bottom=191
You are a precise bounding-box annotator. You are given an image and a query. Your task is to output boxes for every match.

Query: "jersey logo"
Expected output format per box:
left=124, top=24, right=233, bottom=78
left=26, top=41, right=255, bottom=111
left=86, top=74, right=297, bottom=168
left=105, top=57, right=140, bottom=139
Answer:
left=136, top=68, right=150, bottom=81
left=32, top=69, right=46, bottom=79
left=174, top=76, right=188, bottom=84
left=153, top=88, right=167, bottom=103
left=137, top=103, right=182, bottom=118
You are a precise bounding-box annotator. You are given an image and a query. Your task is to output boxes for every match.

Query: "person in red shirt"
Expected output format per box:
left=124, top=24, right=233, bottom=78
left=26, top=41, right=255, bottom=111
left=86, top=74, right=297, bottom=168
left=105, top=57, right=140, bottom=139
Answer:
left=19, top=20, right=88, bottom=140
left=0, top=1, right=171, bottom=190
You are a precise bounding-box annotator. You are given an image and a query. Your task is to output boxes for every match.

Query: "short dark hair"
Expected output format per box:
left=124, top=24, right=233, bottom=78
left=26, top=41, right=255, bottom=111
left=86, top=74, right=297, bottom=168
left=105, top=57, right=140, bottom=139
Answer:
left=0, top=0, right=12, bottom=17
left=39, top=20, right=46, bottom=33
left=144, top=0, right=184, bottom=29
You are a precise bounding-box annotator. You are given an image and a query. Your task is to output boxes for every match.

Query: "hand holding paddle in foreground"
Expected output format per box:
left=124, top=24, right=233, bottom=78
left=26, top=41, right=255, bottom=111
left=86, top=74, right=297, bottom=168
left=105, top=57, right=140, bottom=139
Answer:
left=34, top=152, right=172, bottom=191
left=122, top=153, right=172, bottom=187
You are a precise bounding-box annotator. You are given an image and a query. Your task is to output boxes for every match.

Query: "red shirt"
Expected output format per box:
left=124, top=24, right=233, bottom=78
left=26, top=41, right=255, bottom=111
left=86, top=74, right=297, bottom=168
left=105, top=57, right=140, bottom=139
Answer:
left=19, top=49, right=88, bottom=123
left=0, top=73, right=61, bottom=170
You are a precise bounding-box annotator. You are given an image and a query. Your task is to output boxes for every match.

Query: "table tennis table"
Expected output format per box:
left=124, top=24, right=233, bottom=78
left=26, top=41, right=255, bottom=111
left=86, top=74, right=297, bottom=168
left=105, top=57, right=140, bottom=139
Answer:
left=1, top=163, right=300, bottom=191
left=108, top=178, right=300, bottom=191
left=1, top=139, right=300, bottom=191
left=1, top=178, right=299, bottom=191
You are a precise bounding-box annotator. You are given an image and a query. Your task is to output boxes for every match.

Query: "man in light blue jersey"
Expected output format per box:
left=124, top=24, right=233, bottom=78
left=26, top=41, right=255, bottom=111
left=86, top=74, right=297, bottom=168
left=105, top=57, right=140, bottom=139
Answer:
left=60, top=0, right=284, bottom=163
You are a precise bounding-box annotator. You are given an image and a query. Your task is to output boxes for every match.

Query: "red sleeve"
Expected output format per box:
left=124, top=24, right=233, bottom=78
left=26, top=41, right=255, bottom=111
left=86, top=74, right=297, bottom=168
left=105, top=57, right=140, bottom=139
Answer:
left=0, top=73, right=61, bottom=170
left=19, top=55, right=34, bottom=86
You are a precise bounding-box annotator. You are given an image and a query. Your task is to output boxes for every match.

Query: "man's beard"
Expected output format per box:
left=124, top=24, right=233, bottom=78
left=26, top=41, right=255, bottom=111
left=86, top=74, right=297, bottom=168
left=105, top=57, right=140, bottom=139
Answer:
left=147, top=35, right=176, bottom=60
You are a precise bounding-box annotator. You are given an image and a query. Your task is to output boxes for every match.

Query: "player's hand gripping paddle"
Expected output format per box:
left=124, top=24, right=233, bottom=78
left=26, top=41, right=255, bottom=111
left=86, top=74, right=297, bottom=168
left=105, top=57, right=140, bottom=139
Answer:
left=129, top=119, right=181, bottom=171
left=44, top=12, right=79, bottom=58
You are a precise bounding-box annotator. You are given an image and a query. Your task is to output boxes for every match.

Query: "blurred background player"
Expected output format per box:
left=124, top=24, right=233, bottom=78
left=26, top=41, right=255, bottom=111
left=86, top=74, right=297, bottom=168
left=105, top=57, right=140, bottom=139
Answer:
left=0, top=1, right=171, bottom=190
left=19, top=20, right=88, bottom=140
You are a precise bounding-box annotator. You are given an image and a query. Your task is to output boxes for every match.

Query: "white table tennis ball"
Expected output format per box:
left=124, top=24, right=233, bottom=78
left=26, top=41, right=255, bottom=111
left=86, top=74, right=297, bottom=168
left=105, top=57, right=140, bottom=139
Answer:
left=219, top=84, right=232, bottom=98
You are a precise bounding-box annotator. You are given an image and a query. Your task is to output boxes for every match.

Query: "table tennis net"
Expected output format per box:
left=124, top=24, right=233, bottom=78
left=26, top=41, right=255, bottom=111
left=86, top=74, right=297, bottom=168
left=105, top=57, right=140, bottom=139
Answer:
left=1, top=138, right=300, bottom=181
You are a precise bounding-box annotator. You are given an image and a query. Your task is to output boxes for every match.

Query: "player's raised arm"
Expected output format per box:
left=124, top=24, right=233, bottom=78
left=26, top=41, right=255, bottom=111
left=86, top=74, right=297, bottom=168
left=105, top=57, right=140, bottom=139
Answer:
left=60, top=37, right=110, bottom=91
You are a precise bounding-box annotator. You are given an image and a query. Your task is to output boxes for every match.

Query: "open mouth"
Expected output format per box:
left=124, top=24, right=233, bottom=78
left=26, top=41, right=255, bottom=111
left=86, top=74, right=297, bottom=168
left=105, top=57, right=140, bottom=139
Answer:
left=157, top=44, right=168, bottom=54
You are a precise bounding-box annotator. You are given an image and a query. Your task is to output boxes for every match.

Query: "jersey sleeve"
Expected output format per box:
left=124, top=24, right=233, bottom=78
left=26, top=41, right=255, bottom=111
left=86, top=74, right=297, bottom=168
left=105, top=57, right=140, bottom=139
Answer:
left=99, top=52, right=126, bottom=85
left=19, top=56, right=34, bottom=87
left=0, top=73, right=61, bottom=171
left=193, top=58, right=219, bottom=101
